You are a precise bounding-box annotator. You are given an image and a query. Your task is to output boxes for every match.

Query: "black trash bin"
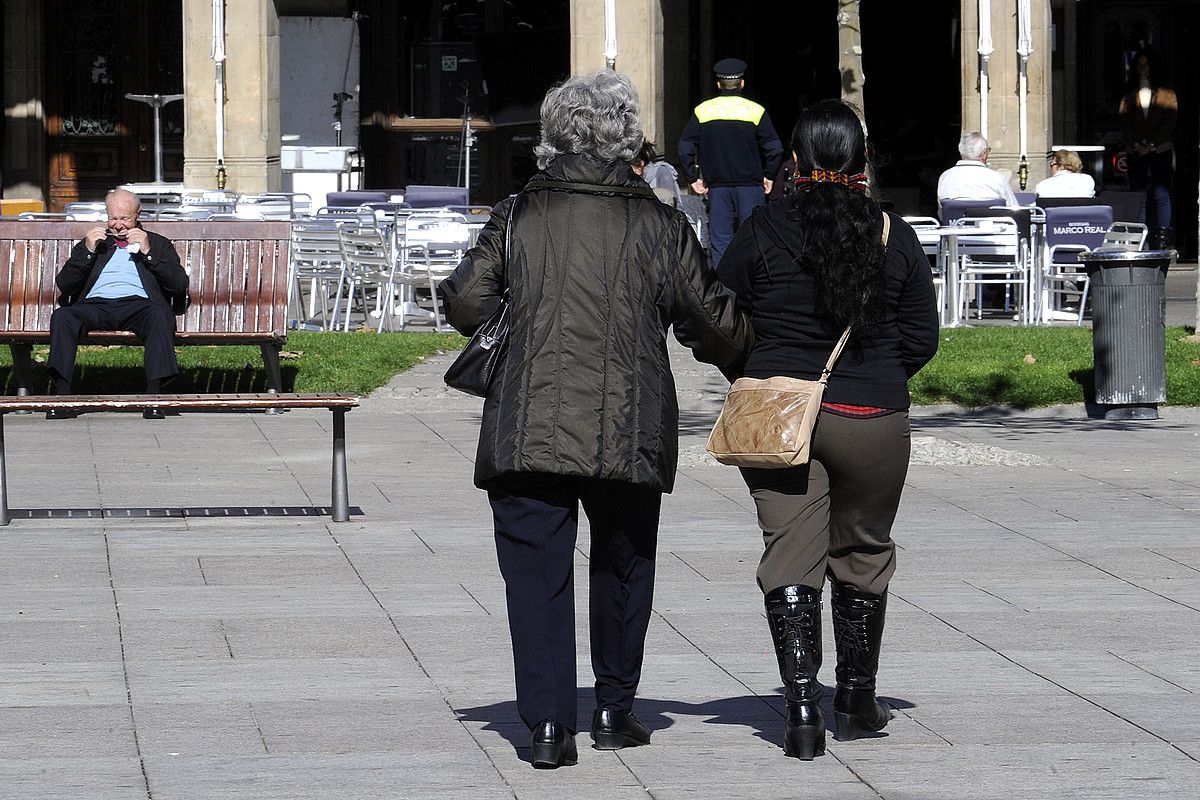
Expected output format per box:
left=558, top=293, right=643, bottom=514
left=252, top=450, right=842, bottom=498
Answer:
left=1078, top=247, right=1176, bottom=420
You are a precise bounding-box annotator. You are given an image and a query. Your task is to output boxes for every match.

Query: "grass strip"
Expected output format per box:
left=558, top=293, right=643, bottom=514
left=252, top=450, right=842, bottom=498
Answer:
left=910, top=326, right=1200, bottom=408
left=0, top=330, right=466, bottom=396
left=1, top=327, right=1198, bottom=408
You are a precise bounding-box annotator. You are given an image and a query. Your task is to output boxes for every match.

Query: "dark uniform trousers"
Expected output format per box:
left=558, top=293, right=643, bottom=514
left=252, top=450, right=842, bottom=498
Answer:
left=741, top=410, right=911, bottom=597
left=709, top=184, right=767, bottom=268
left=487, top=473, right=661, bottom=733
left=48, top=297, right=179, bottom=386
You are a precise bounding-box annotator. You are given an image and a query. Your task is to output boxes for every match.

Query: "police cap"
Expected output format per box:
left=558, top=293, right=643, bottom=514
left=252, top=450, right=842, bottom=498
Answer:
left=713, top=58, right=746, bottom=80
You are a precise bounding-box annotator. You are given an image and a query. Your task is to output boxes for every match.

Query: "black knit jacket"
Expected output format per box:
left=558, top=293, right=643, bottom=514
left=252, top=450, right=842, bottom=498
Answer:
left=717, top=203, right=939, bottom=409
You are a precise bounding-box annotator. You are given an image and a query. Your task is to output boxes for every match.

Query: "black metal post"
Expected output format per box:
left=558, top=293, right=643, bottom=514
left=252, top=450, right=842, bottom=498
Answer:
left=331, top=409, right=349, bottom=522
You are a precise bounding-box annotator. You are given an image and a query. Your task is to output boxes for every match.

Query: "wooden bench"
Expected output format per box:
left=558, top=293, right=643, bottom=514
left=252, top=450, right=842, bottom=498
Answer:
left=0, top=392, right=359, bottom=525
left=0, top=220, right=291, bottom=394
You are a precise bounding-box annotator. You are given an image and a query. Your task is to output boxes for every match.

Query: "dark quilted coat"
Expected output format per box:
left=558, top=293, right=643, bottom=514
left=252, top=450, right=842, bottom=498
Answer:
left=439, top=154, right=753, bottom=492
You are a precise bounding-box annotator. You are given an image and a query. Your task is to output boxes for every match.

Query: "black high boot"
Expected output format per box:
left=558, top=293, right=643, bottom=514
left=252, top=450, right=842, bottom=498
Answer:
left=830, top=580, right=892, bottom=741
left=764, top=584, right=825, bottom=760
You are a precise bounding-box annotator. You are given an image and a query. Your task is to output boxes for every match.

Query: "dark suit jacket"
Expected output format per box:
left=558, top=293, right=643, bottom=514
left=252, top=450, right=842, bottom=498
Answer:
left=1119, top=87, right=1178, bottom=151
left=56, top=228, right=190, bottom=312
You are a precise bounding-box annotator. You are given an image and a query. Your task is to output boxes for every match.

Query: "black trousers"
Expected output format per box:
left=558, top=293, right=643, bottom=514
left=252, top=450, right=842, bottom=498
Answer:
left=487, top=473, right=661, bottom=732
left=48, top=297, right=179, bottom=388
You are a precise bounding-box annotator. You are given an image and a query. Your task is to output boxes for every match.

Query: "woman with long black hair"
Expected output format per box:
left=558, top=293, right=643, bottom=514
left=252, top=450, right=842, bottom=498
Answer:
left=717, top=99, right=938, bottom=760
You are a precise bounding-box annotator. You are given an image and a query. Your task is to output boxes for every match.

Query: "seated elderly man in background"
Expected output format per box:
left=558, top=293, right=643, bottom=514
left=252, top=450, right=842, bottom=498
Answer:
left=937, top=131, right=1018, bottom=210
left=46, top=188, right=189, bottom=420
left=1034, top=149, right=1096, bottom=199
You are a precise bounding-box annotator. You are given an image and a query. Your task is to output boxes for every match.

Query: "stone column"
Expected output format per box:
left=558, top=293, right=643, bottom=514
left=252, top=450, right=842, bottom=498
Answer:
left=570, top=0, right=664, bottom=148
left=960, top=0, right=1053, bottom=190
left=1, top=0, right=46, bottom=201
left=183, top=0, right=281, bottom=193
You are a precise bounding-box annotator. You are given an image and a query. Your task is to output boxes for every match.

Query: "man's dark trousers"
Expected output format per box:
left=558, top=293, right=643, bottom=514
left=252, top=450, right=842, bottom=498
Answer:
left=48, top=296, right=178, bottom=386
left=487, top=473, right=661, bottom=732
left=709, top=184, right=766, bottom=268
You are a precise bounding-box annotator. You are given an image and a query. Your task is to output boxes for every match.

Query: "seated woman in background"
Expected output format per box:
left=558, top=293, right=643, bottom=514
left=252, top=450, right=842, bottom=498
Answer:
left=1034, top=149, right=1095, bottom=199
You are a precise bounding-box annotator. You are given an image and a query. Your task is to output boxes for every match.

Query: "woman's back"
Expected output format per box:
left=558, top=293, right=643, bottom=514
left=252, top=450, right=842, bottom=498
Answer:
left=718, top=202, right=937, bottom=410
left=442, top=153, right=751, bottom=491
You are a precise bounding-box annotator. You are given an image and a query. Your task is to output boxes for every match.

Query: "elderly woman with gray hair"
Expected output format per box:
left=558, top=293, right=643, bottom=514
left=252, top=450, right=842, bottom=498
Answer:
left=439, top=71, right=752, bottom=769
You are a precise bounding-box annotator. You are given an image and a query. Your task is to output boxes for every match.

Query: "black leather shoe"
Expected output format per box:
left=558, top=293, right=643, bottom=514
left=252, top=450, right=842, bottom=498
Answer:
left=45, top=408, right=78, bottom=420
left=530, top=720, right=577, bottom=769
left=591, top=707, right=651, bottom=750
left=142, top=408, right=166, bottom=420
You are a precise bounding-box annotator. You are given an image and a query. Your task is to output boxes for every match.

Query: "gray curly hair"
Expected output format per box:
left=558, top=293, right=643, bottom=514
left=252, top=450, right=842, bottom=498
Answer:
left=534, top=71, right=643, bottom=170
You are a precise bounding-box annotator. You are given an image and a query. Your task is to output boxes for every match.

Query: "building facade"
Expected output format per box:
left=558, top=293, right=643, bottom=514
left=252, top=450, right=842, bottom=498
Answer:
left=1, top=1, right=1193, bottom=253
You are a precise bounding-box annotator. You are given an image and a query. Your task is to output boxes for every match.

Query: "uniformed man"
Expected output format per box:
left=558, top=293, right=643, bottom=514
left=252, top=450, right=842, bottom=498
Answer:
left=678, top=58, right=783, bottom=267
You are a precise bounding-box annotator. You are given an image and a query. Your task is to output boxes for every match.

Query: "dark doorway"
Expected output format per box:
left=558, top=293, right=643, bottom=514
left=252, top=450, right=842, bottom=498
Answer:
left=43, top=0, right=183, bottom=209
left=1077, top=0, right=1198, bottom=258
left=673, top=0, right=960, bottom=217
left=862, top=0, right=962, bottom=217
left=352, top=0, right=569, bottom=202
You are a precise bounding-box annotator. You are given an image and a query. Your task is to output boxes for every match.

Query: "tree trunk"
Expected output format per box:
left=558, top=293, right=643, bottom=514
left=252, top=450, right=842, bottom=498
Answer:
left=838, top=0, right=866, bottom=127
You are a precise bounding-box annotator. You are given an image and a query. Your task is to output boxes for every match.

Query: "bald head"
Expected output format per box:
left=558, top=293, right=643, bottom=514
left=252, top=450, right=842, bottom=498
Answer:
left=106, top=188, right=141, bottom=214
left=105, top=188, right=141, bottom=236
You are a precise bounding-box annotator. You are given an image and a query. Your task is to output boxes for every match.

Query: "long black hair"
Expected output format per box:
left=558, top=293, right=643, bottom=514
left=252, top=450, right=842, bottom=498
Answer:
left=786, top=99, right=886, bottom=332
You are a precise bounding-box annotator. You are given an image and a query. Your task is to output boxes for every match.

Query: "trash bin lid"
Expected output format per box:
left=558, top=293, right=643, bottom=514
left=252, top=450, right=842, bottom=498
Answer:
left=1078, top=247, right=1177, bottom=263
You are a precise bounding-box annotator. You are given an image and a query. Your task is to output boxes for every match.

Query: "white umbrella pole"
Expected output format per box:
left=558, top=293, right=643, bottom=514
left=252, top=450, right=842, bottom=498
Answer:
left=1017, top=0, right=1033, bottom=188
left=212, top=0, right=227, bottom=186
left=977, top=0, right=993, bottom=139
left=1018, top=57, right=1029, bottom=158
left=603, top=0, right=617, bottom=70
left=980, top=57, right=989, bottom=139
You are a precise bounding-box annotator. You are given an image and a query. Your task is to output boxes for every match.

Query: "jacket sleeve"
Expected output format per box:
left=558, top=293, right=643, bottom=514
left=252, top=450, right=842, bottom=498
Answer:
left=891, top=217, right=940, bottom=377
left=143, top=231, right=189, bottom=295
left=56, top=240, right=98, bottom=299
left=757, top=112, right=784, bottom=179
left=666, top=213, right=754, bottom=372
left=677, top=113, right=702, bottom=183
left=438, top=196, right=514, bottom=336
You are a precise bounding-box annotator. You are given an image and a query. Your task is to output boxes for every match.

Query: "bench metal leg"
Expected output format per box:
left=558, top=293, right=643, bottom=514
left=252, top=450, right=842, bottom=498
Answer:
left=331, top=408, right=349, bottom=522
left=260, top=343, right=284, bottom=393
left=0, top=415, right=9, bottom=526
left=10, top=344, right=34, bottom=396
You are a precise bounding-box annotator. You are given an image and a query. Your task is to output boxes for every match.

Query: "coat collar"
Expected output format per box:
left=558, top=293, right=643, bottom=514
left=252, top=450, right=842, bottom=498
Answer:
left=529, top=153, right=645, bottom=190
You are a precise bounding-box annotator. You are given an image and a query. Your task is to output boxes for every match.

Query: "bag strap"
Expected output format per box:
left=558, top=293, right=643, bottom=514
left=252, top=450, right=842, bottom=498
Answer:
left=504, top=193, right=523, bottom=268
left=818, top=213, right=891, bottom=385
left=497, top=193, right=524, bottom=300
left=819, top=327, right=854, bottom=385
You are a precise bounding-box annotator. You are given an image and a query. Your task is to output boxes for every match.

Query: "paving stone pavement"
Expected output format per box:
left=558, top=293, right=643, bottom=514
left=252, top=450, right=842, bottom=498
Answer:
left=2, top=338, right=1199, bottom=800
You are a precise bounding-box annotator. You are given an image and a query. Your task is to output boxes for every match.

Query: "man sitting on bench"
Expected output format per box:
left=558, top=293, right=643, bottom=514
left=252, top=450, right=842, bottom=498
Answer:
left=46, top=188, right=189, bottom=420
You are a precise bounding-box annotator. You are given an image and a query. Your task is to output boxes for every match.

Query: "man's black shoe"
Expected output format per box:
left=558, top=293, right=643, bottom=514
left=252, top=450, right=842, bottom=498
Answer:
left=142, top=408, right=166, bottom=420
left=45, top=408, right=78, bottom=420
left=591, top=707, right=651, bottom=750
left=530, top=720, right=577, bottom=768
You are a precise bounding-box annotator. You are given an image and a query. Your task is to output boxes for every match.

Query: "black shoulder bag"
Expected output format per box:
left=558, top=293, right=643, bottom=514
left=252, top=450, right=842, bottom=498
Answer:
left=443, top=195, right=521, bottom=397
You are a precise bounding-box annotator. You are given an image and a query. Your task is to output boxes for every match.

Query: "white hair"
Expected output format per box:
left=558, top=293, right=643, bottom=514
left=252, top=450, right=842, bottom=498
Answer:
left=958, top=132, right=990, bottom=160
left=534, top=71, right=643, bottom=170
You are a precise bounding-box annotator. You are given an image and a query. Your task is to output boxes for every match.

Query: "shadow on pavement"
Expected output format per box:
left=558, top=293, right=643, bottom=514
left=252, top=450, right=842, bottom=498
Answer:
left=455, top=692, right=916, bottom=757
